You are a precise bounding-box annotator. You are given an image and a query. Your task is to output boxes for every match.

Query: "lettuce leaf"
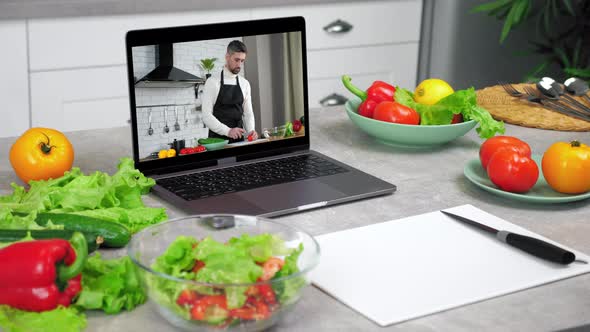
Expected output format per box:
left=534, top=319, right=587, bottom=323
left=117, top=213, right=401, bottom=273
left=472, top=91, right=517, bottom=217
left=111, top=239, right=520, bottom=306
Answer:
left=273, top=244, right=306, bottom=304
left=74, top=253, right=147, bottom=314
left=0, top=305, right=87, bottom=332
left=227, top=233, right=292, bottom=263
left=395, top=87, right=505, bottom=138
left=0, top=158, right=166, bottom=231
left=70, top=206, right=167, bottom=234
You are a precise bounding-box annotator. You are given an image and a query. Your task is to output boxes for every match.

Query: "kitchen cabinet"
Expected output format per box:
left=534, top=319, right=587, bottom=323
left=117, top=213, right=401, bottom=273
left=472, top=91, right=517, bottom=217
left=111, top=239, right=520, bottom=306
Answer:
left=0, top=0, right=424, bottom=137
left=29, top=66, right=129, bottom=131
left=0, top=20, right=29, bottom=138
left=253, top=0, right=423, bottom=108
left=28, top=10, right=252, bottom=71
left=26, top=10, right=251, bottom=135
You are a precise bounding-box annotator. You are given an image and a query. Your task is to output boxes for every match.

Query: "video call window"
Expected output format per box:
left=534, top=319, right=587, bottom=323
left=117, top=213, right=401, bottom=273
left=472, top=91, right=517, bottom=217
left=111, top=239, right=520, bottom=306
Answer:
left=132, top=32, right=305, bottom=162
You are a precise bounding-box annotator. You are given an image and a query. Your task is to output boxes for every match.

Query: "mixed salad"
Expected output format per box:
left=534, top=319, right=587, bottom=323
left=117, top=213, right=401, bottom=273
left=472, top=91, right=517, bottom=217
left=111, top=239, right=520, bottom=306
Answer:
left=149, top=234, right=305, bottom=326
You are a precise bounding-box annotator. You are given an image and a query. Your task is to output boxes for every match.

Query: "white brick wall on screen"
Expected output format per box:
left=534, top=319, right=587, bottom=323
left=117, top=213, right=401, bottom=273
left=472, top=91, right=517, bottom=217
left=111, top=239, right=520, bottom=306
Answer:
left=136, top=102, right=209, bottom=159
left=132, top=45, right=156, bottom=82
left=133, top=38, right=242, bottom=159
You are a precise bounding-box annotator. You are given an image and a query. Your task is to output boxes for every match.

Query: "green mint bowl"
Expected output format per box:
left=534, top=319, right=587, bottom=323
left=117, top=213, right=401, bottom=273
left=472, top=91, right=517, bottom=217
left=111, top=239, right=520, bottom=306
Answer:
left=200, top=140, right=229, bottom=151
left=345, top=97, right=477, bottom=149
left=128, top=215, right=320, bottom=332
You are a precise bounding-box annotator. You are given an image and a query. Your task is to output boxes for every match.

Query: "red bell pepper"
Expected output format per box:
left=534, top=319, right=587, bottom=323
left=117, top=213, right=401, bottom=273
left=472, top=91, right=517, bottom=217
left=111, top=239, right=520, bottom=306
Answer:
left=0, top=232, right=88, bottom=312
left=342, top=75, right=396, bottom=118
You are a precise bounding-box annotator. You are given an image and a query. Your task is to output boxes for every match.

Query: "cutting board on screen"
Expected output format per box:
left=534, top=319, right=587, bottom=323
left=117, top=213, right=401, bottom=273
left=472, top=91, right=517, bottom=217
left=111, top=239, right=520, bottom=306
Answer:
left=311, top=204, right=590, bottom=327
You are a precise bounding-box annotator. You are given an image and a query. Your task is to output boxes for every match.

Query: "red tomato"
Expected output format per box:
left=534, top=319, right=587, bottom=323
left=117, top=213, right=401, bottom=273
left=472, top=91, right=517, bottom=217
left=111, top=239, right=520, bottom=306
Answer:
left=372, top=102, right=420, bottom=125
left=479, top=136, right=531, bottom=170
left=451, top=114, right=463, bottom=124
left=259, top=257, right=285, bottom=281
left=487, top=150, right=539, bottom=193
left=190, top=295, right=227, bottom=320
left=358, top=99, right=379, bottom=118
left=229, top=307, right=258, bottom=320
left=176, top=289, right=198, bottom=306
left=257, top=284, right=277, bottom=305
left=192, top=260, right=205, bottom=273
left=292, top=120, right=302, bottom=132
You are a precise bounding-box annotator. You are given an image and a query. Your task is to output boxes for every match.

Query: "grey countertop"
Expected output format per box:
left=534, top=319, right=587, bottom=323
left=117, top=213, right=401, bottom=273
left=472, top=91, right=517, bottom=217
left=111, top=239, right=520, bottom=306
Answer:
left=0, top=0, right=364, bottom=20
left=1, top=106, right=590, bottom=331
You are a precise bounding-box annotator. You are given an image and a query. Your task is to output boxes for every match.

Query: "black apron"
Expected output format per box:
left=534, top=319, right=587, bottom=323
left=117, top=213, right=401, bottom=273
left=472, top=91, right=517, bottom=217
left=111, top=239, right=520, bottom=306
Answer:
left=209, top=69, right=244, bottom=144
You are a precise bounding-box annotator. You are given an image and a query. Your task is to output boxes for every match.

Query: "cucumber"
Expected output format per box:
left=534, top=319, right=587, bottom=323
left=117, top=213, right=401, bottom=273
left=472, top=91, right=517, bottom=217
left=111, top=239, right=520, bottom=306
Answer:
left=36, top=212, right=131, bottom=248
left=0, top=229, right=101, bottom=253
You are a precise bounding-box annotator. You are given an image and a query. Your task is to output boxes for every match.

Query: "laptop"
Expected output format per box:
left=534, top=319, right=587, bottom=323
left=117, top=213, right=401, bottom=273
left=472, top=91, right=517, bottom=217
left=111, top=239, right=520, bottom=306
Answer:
left=125, top=16, right=396, bottom=217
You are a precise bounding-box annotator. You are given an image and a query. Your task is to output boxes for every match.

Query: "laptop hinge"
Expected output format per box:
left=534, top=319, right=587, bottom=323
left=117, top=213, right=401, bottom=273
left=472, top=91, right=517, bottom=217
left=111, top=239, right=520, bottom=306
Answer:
left=217, top=156, right=237, bottom=166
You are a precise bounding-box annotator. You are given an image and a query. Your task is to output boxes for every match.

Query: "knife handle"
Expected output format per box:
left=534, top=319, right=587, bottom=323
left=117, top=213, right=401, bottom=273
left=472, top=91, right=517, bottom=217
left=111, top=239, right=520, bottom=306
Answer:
left=497, top=231, right=576, bottom=264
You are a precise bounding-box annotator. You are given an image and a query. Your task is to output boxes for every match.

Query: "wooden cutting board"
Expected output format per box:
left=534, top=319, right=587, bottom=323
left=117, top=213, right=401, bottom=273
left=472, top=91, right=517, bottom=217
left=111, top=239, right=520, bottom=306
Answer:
left=476, top=83, right=590, bottom=131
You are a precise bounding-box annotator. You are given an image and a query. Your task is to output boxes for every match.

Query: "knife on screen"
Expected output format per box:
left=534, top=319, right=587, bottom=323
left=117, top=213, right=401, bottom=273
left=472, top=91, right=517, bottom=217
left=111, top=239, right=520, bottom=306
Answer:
left=440, top=210, right=577, bottom=265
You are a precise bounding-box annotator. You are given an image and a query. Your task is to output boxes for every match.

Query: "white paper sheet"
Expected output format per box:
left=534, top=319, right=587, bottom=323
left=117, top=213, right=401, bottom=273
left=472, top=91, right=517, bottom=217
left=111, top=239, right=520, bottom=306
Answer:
left=311, top=204, right=590, bottom=326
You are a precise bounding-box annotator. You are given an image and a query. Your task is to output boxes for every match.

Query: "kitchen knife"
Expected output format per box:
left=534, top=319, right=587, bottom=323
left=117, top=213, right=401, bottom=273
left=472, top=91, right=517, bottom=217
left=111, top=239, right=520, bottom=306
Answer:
left=440, top=210, right=576, bottom=265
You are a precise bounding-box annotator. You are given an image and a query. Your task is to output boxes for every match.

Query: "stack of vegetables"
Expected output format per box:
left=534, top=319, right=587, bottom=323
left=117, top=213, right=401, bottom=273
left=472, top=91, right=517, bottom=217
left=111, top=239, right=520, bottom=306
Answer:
left=342, top=75, right=505, bottom=139
left=0, top=157, right=168, bottom=331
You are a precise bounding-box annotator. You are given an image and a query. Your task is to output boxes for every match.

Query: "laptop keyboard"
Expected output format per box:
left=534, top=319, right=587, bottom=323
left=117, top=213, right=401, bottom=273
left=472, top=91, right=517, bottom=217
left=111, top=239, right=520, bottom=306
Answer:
left=156, top=154, right=349, bottom=201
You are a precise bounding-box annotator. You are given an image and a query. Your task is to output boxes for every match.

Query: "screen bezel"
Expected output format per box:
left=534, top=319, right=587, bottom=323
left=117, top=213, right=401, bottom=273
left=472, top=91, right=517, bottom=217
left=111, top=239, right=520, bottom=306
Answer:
left=125, top=16, right=309, bottom=175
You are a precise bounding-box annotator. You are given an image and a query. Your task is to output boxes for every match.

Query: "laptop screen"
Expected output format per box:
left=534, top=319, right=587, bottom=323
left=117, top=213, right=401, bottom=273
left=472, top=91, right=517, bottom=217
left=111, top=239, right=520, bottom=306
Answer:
left=126, top=17, right=309, bottom=173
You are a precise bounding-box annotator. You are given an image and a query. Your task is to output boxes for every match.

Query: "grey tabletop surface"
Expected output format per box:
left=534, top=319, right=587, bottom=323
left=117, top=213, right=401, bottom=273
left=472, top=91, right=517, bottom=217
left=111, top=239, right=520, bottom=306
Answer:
left=1, top=106, right=590, bottom=332
left=0, top=0, right=367, bottom=20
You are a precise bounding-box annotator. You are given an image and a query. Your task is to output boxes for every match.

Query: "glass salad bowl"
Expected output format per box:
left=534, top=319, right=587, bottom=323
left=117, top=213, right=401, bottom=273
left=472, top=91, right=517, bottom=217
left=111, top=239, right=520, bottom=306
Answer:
left=128, top=215, right=320, bottom=331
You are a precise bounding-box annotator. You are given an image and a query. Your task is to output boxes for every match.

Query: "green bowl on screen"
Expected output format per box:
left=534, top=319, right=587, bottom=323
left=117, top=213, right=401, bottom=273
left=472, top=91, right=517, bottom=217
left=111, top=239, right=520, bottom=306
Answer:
left=201, top=140, right=229, bottom=151
left=345, top=97, right=477, bottom=148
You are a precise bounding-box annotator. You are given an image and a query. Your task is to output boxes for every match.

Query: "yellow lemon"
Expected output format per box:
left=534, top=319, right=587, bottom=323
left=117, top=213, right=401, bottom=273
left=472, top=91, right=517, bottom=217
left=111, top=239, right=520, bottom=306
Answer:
left=167, top=149, right=176, bottom=158
left=413, top=78, right=454, bottom=105
left=158, top=150, right=168, bottom=159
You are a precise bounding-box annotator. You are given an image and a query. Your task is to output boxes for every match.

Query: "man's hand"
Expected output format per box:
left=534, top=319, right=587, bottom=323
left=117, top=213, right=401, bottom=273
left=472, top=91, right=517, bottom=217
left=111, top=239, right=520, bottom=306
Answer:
left=228, top=127, right=246, bottom=139
left=247, top=130, right=258, bottom=141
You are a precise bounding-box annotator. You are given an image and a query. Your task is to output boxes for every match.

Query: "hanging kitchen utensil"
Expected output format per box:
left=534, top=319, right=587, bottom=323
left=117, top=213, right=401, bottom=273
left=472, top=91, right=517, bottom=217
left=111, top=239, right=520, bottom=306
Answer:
left=174, top=106, right=181, bottom=131
left=147, top=108, right=154, bottom=136
left=163, top=107, right=170, bottom=134
left=184, top=106, right=189, bottom=125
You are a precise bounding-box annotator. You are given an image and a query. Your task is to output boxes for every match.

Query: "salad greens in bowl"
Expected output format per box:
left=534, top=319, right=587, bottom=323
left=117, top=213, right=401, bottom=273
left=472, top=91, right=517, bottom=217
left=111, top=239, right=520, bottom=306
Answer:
left=345, top=86, right=505, bottom=149
left=127, top=215, right=320, bottom=331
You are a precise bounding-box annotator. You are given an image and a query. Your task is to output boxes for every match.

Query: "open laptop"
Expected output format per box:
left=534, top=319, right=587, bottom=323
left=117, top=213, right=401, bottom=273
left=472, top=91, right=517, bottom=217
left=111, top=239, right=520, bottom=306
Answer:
left=125, top=16, right=395, bottom=217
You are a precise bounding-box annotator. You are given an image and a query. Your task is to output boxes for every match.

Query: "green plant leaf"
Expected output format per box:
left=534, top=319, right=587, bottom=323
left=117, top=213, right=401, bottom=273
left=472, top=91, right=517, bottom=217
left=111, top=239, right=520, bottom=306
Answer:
left=529, top=59, right=552, bottom=77
left=554, top=47, right=571, bottom=68
left=564, top=67, right=590, bottom=80
left=471, top=0, right=512, bottom=14
left=572, top=38, right=582, bottom=68
left=489, top=5, right=511, bottom=19
left=543, top=4, right=551, bottom=35
left=561, top=0, right=575, bottom=16
left=514, top=0, right=530, bottom=24
left=550, top=0, right=559, bottom=20
left=501, top=0, right=533, bottom=42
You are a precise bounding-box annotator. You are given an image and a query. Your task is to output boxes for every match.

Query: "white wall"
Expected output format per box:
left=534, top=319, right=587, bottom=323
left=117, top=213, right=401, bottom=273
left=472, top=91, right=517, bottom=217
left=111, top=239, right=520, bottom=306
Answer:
left=133, top=38, right=241, bottom=158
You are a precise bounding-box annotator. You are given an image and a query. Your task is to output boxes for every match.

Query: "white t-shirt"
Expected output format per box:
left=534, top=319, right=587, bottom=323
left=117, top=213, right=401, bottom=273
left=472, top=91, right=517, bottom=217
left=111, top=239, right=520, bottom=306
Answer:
left=201, top=66, right=255, bottom=136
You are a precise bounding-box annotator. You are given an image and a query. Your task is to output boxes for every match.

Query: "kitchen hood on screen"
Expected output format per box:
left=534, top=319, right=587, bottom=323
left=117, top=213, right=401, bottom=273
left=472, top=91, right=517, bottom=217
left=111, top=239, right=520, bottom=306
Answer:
left=135, top=43, right=205, bottom=88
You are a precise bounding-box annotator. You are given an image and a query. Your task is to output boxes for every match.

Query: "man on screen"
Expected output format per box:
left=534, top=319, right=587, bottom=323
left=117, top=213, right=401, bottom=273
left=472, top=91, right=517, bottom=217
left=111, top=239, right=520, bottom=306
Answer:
left=201, top=40, right=258, bottom=143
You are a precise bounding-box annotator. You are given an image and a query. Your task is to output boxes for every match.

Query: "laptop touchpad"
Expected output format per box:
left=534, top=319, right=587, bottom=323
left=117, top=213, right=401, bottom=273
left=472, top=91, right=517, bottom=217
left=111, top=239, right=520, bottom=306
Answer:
left=239, top=181, right=346, bottom=211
